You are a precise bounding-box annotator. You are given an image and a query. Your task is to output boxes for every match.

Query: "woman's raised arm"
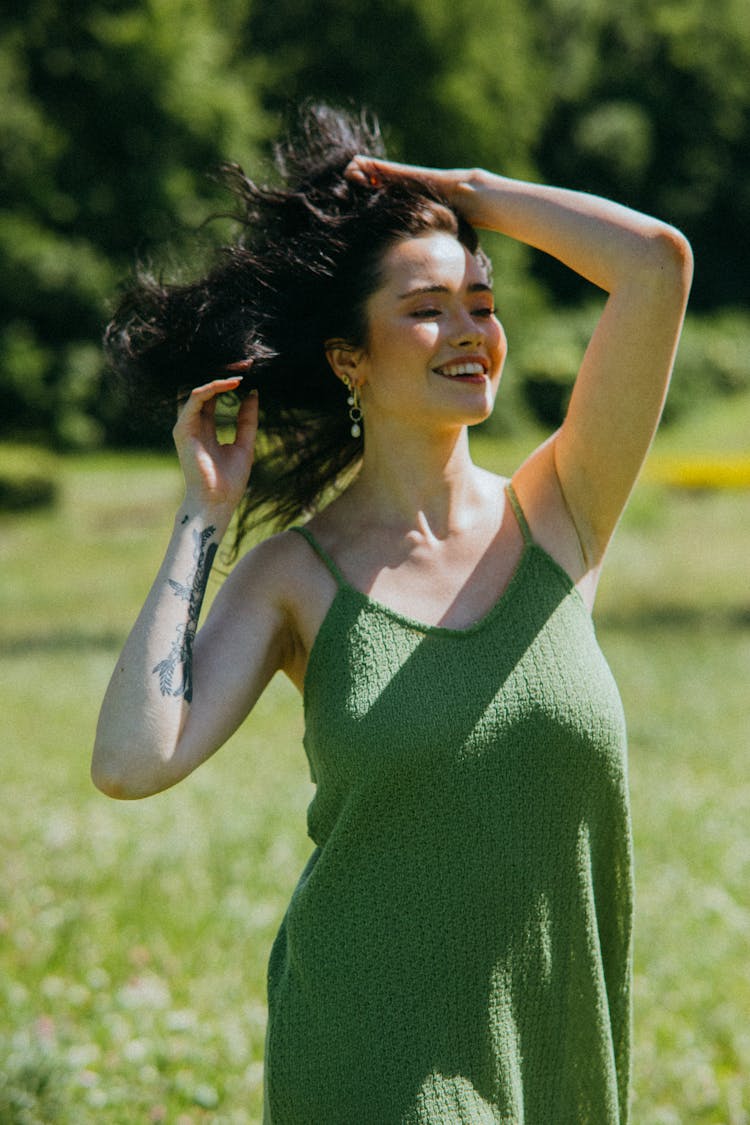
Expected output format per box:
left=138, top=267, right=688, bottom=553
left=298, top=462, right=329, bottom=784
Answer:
left=347, top=157, right=693, bottom=566
left=91, top=378, right=292, bottom=799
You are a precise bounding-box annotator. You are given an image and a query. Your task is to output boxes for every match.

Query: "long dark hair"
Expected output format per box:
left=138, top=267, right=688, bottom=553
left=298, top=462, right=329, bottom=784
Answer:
left=104, top=103, right=487, bottom=556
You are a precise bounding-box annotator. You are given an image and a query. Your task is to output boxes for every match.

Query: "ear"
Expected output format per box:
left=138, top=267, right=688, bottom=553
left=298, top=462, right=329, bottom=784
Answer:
left=324, top=338, right=366, bottom=387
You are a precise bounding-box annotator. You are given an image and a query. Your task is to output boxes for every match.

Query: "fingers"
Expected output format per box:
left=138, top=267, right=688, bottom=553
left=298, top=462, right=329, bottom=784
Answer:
left=345, top=155, right=410, bottom=187
left=174, top=375, right=246, bottom=431
left=345, top=155, right=385, bottom=186
left=345, top=155, right=442, bottom=190
left=223, top=359, right=255, bottom=373
left=185, top=376, right=245, bottom=410
left=173, top=373, right=258, bottom=472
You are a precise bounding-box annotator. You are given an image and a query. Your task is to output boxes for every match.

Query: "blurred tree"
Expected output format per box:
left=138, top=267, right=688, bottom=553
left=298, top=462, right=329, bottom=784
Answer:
left=246, top=0, right=548, bottom=176
left=533, top=0, right=750, bottom=309
left=1, top=0, right=748, bottom=447
left=0, top=0, right=270, bottom=446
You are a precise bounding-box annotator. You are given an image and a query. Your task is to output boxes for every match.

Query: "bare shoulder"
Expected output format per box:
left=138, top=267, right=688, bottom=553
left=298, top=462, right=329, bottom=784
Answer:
left=222, top=525, right=334, bottom=610
left=217, top=525, right=339, bottom=690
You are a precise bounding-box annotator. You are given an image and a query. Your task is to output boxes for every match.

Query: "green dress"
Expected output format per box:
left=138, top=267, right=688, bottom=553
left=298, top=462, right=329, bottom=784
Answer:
left=263, top=485, right=632, bottom=1124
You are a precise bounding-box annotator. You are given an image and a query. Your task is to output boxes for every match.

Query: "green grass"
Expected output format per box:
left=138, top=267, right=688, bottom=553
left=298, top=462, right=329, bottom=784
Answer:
left=2, top=398, right=749, bottom=1123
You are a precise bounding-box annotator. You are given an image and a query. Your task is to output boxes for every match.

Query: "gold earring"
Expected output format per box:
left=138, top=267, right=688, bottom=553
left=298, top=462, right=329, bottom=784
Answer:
left=345, top=380, right=363, bottom=438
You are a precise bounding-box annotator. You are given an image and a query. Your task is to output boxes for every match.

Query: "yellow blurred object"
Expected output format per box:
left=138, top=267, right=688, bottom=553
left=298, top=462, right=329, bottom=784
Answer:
left=645, top=454, right=750, bottom=490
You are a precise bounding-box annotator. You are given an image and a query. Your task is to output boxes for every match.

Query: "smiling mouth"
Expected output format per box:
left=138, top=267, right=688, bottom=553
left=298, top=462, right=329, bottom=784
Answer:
left=433, top=361, right=487, bottom=380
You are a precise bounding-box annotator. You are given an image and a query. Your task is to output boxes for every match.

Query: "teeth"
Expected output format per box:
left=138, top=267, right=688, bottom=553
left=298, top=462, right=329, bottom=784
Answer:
left=436, top=362, right=485, bottom=377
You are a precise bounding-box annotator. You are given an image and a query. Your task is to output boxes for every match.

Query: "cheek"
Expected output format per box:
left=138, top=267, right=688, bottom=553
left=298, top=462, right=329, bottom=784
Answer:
left=490, top=319, right=507, bottom=357
left=375, top=322, right=440, bottom=362
left=409, top=321, right=442, bottom=348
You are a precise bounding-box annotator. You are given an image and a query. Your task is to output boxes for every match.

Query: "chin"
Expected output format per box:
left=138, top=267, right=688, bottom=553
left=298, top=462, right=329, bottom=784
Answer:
left=439, top=407, right=495, bottom=432
left=461, top=392, right=498, bottom=426
left=469, top=408, right=494, bottom=426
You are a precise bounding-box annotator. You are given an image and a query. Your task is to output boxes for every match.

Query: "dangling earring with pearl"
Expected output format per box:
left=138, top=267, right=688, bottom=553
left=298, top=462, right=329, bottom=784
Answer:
left=345, top=380, right=363, bottom=438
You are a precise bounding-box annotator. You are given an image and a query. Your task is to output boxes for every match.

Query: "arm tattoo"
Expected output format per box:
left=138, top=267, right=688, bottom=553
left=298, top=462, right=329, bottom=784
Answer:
left=152, top=525, right=217, bottom=703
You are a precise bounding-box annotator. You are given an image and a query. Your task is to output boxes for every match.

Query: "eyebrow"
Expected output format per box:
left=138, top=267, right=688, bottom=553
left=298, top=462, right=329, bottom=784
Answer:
left=397, top=282, right=494, bottom=299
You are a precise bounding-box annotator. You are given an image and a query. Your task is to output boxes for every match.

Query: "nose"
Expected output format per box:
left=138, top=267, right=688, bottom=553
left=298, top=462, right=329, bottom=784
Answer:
left=448, top=309, right=482, bottom=347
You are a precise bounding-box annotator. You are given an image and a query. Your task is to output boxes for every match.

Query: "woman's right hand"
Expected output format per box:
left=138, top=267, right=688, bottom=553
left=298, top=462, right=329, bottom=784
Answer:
left=172, top=371, right=259, bottom=515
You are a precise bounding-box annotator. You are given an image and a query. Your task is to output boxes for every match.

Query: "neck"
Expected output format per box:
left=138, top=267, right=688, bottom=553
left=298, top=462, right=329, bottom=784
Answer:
left=351, top=421, right=483, bottom=537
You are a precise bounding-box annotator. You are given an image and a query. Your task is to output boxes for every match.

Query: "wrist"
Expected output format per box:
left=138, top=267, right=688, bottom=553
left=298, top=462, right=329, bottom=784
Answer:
left=450, top=168, right=511, bottom=231
left=175, top=500, right=234, bottom=540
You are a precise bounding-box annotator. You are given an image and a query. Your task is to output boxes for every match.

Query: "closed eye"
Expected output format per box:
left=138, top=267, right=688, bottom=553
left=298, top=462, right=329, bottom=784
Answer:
left=411, top=307, right=496, bottom=319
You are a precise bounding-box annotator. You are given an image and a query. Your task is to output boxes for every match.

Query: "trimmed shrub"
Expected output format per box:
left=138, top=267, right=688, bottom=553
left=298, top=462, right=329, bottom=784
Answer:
left=0, top=445, right=59, bottom=513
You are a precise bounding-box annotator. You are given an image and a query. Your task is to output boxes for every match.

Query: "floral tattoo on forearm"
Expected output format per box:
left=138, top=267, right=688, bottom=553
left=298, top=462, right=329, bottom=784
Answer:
left=152, top=525, right=217, bottom=703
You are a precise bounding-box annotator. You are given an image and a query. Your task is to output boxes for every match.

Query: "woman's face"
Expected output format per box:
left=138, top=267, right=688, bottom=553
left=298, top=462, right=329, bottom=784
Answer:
left=356, top=231, right=507, bottom=431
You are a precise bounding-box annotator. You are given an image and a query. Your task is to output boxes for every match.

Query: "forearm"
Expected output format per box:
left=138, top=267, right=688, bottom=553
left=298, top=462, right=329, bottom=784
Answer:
left=92, top=502, right=231, bottom=798
left=347, top=154, right=689, bottom=291
left=454, top=169, right=689, bottom=292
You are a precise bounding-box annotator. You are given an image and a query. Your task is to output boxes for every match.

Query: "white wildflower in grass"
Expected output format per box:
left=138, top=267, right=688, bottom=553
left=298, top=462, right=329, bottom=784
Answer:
left=86, top=966, right=110, bottom=991
left=249, top=900, right=279, bottom=929
left=117, top=974, right=171, bottom=1010
left=221, top=1014, right=250, bottom=1064
left=102, top=1012, right=132, bottom=1044
left=67, top=982, right=91, bottom=1007
left=123, top=1037, right=150, bottom=1063
left=165, top=1008, right=198, bottom=1032
left=41, top=976, right=66, bottom=1003
left=192, top=1082, right=220, bottom=1109
left=67, top=1042, right=101, bottom=1069
left=43, top=811, right=77, bottom=849
left=6, top=982, right=29, bottom=1008
left=86, top=1087, right=109, bottom=1109
left=76, top=1069, right=100, bottom=1089
left=244, top=1060, right=265, bottom=1090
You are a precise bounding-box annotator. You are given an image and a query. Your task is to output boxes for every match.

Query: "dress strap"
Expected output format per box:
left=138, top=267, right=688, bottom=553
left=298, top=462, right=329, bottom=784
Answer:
left=506, top=482, right=534, bottom=546
left=290, top=525, right=347, bottom=587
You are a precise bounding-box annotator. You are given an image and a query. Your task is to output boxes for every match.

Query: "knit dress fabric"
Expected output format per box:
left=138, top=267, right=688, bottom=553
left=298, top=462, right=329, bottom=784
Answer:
left=263, top=486, right=633, bottom=1125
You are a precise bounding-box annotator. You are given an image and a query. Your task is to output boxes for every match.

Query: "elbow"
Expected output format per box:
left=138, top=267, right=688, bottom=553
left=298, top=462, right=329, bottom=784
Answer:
left=90, top=752, right=137, bottom=799
left=649, top=224, right=694, bottom=293
left=91, top=757, right=131, bottom=800
left=90, top=744, right=168, bottom=800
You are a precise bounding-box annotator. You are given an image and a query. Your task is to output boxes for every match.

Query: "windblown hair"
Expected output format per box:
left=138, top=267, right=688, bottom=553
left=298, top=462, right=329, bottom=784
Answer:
left=104, top=103, right=487, bottom=556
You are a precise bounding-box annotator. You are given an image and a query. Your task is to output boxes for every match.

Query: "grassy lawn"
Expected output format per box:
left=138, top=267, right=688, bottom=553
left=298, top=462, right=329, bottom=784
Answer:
left=1, top=397, right=749, bottom=1123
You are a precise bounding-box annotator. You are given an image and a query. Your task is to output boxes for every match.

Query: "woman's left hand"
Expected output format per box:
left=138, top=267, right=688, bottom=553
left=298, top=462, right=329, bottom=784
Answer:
left=345, top=155, right=479, bottom=216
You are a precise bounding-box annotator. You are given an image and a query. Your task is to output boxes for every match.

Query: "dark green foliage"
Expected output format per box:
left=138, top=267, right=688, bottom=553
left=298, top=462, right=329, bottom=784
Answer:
left=245, top=0, right=546, bottom=175
left=0, top=0, right=270, bottom=448
left=0, top=473, right=57, bottom=513
left=663, top=308, right=750, bottom=421
left=1, top=0, right=748, bottom=446
left=532, top=0, right=750, bottom=311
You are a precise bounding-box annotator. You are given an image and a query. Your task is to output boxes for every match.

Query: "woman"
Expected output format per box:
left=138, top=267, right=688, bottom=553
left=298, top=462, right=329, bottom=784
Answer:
left=93, top=105, right=692, bottom=1123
